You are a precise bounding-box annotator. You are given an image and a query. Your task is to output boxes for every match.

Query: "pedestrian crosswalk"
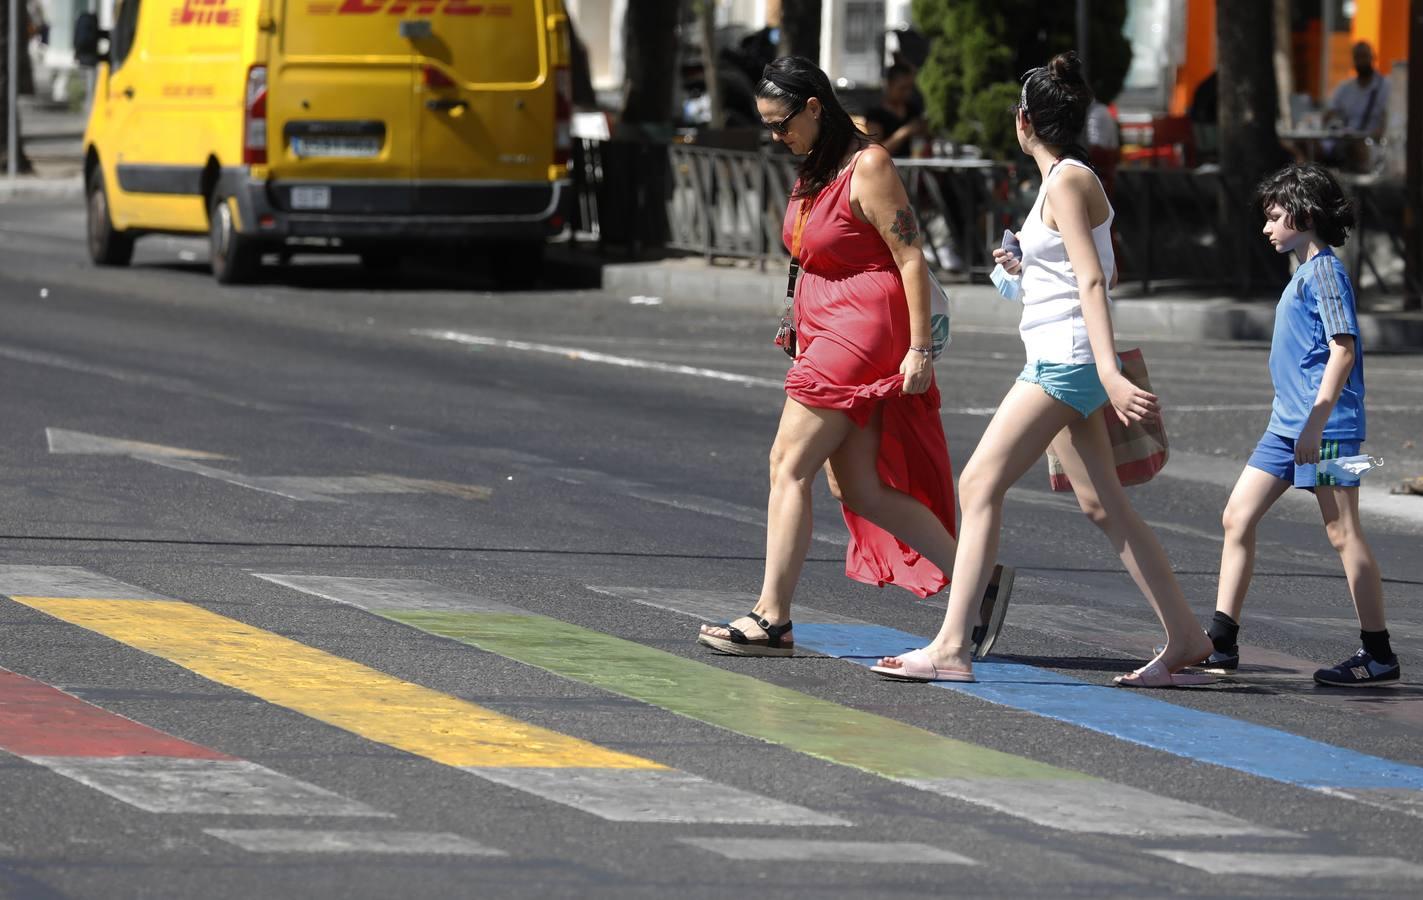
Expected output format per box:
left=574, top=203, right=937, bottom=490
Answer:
left=259, top=573, right=1283, bottom=839
left=0, top=667, right=380, bottom=817
left=1, top=568, right=840, bottom=828
left=598, top=585, right=1423, bottom=817
left=2, top=563, right=1422, bottom=886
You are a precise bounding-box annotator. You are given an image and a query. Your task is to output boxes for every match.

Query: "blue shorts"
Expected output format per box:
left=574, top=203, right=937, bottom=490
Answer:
left=1018, top=361, right=1108, bottom=419
left=1247, top=431, right=1363, bottom=490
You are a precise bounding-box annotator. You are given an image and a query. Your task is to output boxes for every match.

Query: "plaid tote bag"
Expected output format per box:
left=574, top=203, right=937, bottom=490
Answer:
left=1046, top=348, right=1169, bottom=491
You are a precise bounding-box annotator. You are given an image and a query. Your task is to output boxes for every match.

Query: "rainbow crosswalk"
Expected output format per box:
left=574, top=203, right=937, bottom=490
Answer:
left=2, top=564, right=1422, bottom=882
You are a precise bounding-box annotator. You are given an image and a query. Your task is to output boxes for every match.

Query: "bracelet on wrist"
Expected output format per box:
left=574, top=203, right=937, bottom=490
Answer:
left=908, top=345, right=933, bottom=356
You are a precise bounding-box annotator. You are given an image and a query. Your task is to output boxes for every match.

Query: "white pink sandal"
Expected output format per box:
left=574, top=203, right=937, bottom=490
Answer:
left=1114, top=658, right=1216, bottom=688
left=870, top=648, right=975, bottom=683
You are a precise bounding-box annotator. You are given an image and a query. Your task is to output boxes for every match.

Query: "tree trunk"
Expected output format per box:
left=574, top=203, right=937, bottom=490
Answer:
left=1405, top=2, right=1423, bottom=310
left=1217, top=4, right=1280, bottom=182
left=622, top=0, right=682, bottom=125
left=778, top=0, right=820, bottom=63
left=0, top=2, right=31, bottom=173
left=698, top=0, right=723, bottom=128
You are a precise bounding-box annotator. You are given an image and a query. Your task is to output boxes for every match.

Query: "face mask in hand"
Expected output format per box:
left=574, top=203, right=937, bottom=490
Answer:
left=1318, top=454, right=1384, bottom=481
left=990, top=264, right=1022, bottom=302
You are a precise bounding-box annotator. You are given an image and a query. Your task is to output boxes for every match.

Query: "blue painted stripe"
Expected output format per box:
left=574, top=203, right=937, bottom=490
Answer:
left=797, top=623, right=1423, bottom=791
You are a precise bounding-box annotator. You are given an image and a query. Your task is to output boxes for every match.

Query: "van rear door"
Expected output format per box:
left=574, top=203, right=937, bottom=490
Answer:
left=411, top=1, right=558, bottom=215
left=268, top=3, right=416, bottom=213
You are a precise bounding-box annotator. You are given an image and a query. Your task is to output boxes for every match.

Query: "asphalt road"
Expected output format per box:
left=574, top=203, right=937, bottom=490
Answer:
left=0, top=202, right=1421, bottom=900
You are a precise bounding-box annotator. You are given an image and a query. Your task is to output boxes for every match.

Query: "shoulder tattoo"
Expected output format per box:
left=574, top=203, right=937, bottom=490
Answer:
left=890, top=207, right=919, bottom=246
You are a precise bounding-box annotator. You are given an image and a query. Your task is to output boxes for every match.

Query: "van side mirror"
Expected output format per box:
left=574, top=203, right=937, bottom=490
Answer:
left=74, top=13, right=107, bottom=67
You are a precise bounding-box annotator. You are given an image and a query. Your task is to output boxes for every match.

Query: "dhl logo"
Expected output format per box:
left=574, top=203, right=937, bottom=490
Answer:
left=306, top=0, right=512, bottom=13
left=171, top=0, right=241, bottom=26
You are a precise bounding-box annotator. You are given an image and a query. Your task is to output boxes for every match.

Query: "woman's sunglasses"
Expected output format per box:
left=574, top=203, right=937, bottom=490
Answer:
left=766, top=99, right=807, bottom=135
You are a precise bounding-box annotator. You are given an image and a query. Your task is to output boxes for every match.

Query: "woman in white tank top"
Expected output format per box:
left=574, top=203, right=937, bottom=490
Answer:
left=1017, top=155, right=1116, bottom=364
left=873, top=52, right=1214, bottom=688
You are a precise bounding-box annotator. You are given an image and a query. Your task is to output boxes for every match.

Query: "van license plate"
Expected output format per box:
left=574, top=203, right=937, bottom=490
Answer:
left=291, top=186, right=331, bottom=210
left=291, top=136, right=380, bottom=159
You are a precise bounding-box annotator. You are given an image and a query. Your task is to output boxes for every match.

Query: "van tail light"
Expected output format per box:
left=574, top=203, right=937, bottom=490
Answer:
left=553, top=65, right=572, bottom=168
left=423, top=64, right=457, bottom=90
left=243, top=65, right=268, bottom=165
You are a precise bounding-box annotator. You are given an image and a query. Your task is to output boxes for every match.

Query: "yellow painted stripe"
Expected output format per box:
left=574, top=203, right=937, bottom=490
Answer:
left=10, top=597, right=662, bottom=771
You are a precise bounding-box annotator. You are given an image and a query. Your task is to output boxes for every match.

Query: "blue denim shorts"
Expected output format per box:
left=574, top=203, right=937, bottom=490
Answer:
left=1017, top=360, right=1108, bottom=418
left=1247, top=430, right=1363, bottom=490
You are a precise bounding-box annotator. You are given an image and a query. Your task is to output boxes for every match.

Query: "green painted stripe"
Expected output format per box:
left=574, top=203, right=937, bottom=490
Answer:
left=376, top=610, right=1086, bottom=783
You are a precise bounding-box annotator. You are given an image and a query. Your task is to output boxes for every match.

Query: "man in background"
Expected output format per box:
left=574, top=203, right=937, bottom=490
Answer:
left=863, top=63, right=927, bottom=158
left=1324, top=42, right=1389, bottom=170
left=1328, top=41, right=1389, bottom=138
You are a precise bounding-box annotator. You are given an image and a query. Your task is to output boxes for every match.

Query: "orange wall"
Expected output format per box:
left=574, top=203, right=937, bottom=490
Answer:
left=1172, top=0, right=1409, bottom=111
left=1169, top=0, right=1217, bottom=116
left=1351, top=0, right=1409, bottom=76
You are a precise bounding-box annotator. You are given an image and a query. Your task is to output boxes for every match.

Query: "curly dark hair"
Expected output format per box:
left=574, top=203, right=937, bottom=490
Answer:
left=1253, top=164, right=1355, bottom=247
left=1021, top=51, right=1093, bottom=165
left=757, top=56, right=867, bottom=199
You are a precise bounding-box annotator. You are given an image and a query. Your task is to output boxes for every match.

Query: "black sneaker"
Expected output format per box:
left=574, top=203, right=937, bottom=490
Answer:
left=1313, top=649, right=1401, bottom=687
left=971, top=564, right=1014, bottom=660
left=1152, top=641, right=1239, bottom=673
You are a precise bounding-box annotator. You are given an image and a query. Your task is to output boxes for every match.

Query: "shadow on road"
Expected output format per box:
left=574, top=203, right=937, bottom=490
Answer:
left=139, top=249, right=603, bottom=295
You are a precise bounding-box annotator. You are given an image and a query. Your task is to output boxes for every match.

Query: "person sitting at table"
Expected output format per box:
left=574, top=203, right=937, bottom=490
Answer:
left=863, top=63, right=928, bottom=158
left=1323, top=42, right=1389, bottom=170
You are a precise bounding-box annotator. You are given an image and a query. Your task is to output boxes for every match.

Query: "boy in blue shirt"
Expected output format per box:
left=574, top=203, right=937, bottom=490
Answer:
left=1203, top=164, right=1396, bottom=686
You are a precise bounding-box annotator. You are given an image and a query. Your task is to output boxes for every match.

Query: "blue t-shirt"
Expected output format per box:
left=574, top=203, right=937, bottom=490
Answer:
left=1266, top=249, right=1365, bottom=440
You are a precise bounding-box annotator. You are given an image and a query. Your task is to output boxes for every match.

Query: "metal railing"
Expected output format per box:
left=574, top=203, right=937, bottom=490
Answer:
left=658, top=145, right=1013, bottom=279
left=665, top=144, right=795, bottom=261
left=1113, top=169, right=1286, bottom=295
left=573, top=139, right=1410, bottom=301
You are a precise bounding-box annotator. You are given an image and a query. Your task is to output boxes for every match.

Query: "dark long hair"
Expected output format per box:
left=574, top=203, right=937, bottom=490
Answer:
left=1254, top=164, right=1355, bottom=247
left=757, top=57, right=866, bottom=199
left=1020, top=51, right=1093, bottom=165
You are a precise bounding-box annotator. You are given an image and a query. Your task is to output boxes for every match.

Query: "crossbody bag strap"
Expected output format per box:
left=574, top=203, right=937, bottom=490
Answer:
left=1358, top=82, right=1381, bottom=132
left=784, top=199, right=812, bottom=318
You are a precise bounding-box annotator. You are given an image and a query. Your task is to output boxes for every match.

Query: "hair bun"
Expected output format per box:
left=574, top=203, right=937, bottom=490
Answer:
left=1049, top=51, right=1085, bottom=86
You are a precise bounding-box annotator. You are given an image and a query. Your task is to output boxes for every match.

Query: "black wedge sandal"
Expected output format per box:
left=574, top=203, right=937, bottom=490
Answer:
left=696, top=611, right=795, bottom=657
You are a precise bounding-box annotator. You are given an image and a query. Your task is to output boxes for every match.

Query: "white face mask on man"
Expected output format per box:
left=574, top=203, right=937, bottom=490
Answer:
left=1318, top=455, right=1384, bottom=480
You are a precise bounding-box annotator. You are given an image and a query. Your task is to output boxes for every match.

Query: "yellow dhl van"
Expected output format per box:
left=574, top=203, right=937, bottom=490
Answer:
left=74, top=0, right=573, bottom=287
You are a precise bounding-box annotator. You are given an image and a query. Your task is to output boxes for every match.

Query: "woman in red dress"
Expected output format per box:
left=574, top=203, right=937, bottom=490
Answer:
left=697, top=57, right=1012, bottom=657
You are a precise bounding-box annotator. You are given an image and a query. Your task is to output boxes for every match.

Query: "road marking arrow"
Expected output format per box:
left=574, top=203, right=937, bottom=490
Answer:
left=44, top=428, right=490, bottom=503
left=45, top=427, right=231, bottom=460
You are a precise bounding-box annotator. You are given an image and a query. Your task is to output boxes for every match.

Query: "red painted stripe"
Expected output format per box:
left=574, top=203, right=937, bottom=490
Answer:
left=0, top=670, right=232, bottom=759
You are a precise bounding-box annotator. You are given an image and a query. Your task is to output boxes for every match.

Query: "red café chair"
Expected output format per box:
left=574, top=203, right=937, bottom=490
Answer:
left=1119, top=115, right=1196, bottom=168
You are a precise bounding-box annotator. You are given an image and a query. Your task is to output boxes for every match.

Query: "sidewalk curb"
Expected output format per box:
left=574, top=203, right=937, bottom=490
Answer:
left=602, top=260, right=1423, bottom=351
left=0, top=176, right=83, bottom=202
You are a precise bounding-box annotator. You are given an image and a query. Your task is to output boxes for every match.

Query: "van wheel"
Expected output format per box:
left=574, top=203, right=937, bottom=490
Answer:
left=86, top=173, right=134, bottom=267
left=209, top=194, right=260, bottom=285
left=490, top=242, right=544, bottom=290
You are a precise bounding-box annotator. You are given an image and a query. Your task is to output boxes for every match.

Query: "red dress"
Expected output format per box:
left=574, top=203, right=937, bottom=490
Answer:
left=782, top=152, right=957, bottom=598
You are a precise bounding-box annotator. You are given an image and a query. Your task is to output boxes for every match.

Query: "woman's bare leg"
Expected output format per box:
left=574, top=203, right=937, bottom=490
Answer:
left=876, top=381, right=1080, bottom=674
left=823, top=405, right=957, bottom=575
left=699, top=397, right=854, bottom=642
left=1048, top=408, right=1213, bottom=670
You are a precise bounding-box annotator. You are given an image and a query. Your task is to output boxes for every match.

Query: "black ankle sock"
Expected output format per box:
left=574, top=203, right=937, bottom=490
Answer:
left=1361, top=629, right=1396, bottom=663
left=1207, top=611, right=1239, bottom=652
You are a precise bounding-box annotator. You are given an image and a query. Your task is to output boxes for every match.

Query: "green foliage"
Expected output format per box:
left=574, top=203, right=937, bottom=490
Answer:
left=912, top=0, right=1132, bottom=160
left=956, top=82, right=1023, bottom=157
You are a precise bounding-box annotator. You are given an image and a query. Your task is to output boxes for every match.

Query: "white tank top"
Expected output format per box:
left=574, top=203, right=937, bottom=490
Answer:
left=1017, top=157, right=1116, bottom=364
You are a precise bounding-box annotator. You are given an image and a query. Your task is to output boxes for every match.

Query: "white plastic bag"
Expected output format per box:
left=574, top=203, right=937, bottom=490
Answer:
left=929, top=276, right=952, bottom=359
left=1318, top=454, right=1384, bottom=481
